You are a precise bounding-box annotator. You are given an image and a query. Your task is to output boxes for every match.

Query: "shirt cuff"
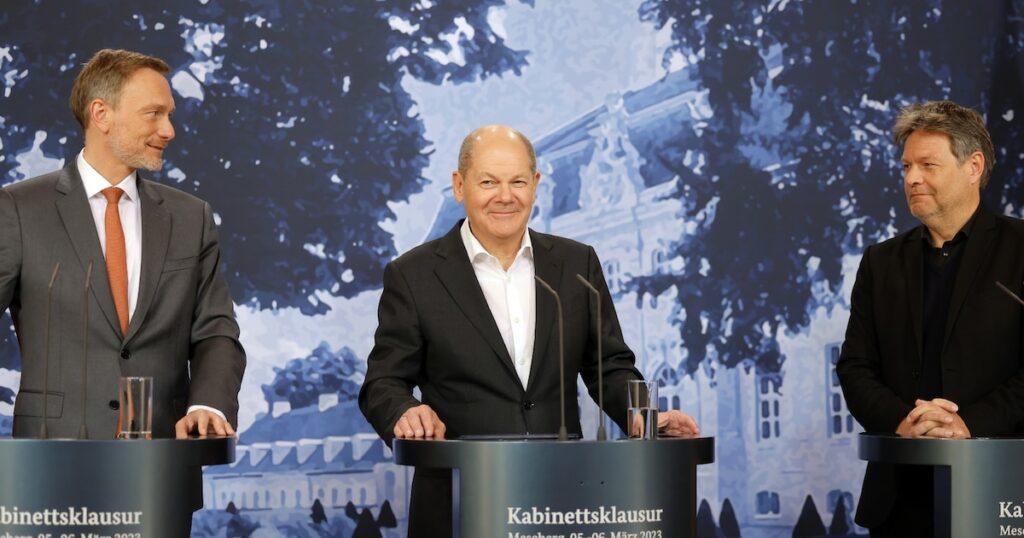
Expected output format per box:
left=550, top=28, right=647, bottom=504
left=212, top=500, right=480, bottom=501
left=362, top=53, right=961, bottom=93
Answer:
left=187, top=404, right=227, bottom=422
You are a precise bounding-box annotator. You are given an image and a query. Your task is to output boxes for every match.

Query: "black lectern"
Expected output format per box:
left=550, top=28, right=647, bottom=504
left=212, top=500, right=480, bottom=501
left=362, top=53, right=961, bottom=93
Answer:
left=0, top=436, right=234, bottom=536
left=859, top=434, right=1024, bottom=538
left=395, top=437, right=715, bottom=537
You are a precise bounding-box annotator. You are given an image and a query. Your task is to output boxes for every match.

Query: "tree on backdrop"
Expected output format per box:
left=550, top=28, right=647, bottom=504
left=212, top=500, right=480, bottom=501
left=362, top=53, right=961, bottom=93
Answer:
left=632, top=0, right=1024, bottom=376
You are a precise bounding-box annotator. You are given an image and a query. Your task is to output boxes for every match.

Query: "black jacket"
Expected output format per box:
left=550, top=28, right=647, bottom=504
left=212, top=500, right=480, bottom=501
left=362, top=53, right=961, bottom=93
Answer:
left=838, top=205, right=1024, bottom=528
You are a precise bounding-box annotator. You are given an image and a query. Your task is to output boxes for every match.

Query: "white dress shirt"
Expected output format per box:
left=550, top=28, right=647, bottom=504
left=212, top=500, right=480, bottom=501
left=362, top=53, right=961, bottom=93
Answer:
left=78, top=151, right=224, bottom=422
left=460, top=219, right=536, bottom=389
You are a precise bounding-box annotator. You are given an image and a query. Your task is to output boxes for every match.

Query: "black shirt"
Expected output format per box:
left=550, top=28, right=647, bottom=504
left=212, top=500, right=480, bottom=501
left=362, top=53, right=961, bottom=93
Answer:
left=917, top=207, right=980, bottom=399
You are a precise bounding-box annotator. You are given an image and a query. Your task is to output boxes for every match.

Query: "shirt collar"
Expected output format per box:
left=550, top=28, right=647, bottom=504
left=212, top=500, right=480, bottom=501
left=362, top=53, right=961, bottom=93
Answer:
left=460, top=218, right=533, bottom=264
left=916, top=204, right=982, bottom=247
left=77, top=151, right=139, bottom=202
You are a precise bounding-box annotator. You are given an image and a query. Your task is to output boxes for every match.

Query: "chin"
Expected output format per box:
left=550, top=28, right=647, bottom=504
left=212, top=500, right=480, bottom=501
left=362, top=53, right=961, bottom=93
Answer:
left=138, top=158, right=163, bottom=171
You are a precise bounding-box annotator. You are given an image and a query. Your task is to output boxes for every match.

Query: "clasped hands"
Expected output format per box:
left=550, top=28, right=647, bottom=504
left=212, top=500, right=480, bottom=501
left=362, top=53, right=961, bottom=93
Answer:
left=393, top=404, right=700, bottom=440
left=895, top=398, right=970, bottom=439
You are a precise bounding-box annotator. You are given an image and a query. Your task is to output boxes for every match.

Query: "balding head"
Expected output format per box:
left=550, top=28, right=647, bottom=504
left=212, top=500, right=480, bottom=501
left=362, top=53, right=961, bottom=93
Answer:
left=457, top=125, right=537, bottom=178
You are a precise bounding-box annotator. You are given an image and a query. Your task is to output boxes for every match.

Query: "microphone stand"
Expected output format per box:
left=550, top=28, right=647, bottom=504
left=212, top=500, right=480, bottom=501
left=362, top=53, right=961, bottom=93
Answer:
left=535, top=275, right=568, bottom=441
left=996, top=281, right=1024, bottom=307
left=576, top=274, right=607, bottom=441
left=40, top=262, right=60, bottom=439
left=78, top=261, right=93, bottom=439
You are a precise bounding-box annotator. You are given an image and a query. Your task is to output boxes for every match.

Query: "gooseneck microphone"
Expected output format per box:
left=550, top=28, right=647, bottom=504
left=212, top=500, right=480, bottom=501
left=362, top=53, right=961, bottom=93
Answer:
left=40, top=262, right=60, bottom=439
left=996, top=281, right=1024, bottom=307
left=575, top=274, right=607, bottom=441
left=78, top=260, right=93, bottom=439
left=534, top=275, right=568, bottom=441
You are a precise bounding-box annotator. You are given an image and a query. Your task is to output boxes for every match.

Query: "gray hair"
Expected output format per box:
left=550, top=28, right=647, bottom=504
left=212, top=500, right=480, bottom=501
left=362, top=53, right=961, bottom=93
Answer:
left=893, top=100, right=995, bottom=189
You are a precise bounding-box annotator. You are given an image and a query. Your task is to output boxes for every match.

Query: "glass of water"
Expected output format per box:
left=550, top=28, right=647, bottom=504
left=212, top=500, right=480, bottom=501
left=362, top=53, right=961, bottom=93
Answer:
left=117, top=376, right=153, bottom=440
left=626, top=379, right=658, bottom=440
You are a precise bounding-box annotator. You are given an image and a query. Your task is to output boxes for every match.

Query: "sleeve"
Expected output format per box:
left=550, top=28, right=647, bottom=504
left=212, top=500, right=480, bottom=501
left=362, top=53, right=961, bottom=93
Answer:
left=836, top=246, right=913, bottom=434
left=577, top=246, right=642, bottom=433
left=186, top=202, right=246, bottom=427
left=358, top=261, right=425, bottom=446
left=0, top=189, right=22, bottom=313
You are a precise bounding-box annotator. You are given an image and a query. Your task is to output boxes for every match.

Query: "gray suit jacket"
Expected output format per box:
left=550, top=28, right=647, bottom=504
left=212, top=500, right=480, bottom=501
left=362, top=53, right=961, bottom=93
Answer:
left=0, top=160, right=245, bottom=440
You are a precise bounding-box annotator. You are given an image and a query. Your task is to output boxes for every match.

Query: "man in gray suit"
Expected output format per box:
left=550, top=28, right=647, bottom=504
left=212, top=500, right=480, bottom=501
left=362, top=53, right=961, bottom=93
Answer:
left=0, top=49, right=245, bottom=441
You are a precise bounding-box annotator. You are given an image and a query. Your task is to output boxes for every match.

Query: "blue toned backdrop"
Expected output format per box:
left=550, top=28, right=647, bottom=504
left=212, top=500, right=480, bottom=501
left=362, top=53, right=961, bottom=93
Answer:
left=2, top=1, right=1022, bottom=536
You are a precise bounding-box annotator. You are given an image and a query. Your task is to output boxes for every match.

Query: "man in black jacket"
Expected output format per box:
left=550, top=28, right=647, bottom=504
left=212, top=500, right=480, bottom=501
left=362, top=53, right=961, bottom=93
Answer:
left=838, top=100, right=1024, bottom=536
left=359, top=124, right=700, bottom=537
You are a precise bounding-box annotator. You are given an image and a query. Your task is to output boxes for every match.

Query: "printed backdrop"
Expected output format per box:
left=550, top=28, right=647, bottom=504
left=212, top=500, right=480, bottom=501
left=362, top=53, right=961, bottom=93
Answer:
left=2, top=1, right=1023, bottom=536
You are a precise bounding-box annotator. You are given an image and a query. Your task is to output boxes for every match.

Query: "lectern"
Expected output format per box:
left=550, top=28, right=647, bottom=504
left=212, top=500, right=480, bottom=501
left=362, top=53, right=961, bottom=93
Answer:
left=395, top=437, right=715, bottom=537
left=0, top=436, right=234, bottom=536
left=859, top=434, right=1024, bottom=538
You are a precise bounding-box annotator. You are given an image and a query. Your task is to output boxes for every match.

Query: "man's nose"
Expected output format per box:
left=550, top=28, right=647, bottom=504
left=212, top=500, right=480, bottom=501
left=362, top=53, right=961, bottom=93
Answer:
left=159, top=118, right=175, bottom=141
left=904, top=166, right=922, bottom=186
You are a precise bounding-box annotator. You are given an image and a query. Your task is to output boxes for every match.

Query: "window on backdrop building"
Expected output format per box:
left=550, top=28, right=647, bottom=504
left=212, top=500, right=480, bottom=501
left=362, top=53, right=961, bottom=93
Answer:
left=603, top=259, right=622, bottom=295
left=651, top=247, right=671, bottom=275
left=652, top=354, right=680, bottom=410
left=755, top=490, right=781, bottom=518
left=825, top=343, right=855, bottom=437
left=757, top=373, right=782, bottom=441
left=827, top=489, right=854, bottom=517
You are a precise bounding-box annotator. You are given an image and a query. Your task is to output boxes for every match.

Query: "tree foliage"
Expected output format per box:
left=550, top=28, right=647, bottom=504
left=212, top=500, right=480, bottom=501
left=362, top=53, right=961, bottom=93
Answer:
left=0, top=0, right=532, bottom=314
left=261, top=341, right=364, bottom=410
left=633, top=0, right=1024, bottom=374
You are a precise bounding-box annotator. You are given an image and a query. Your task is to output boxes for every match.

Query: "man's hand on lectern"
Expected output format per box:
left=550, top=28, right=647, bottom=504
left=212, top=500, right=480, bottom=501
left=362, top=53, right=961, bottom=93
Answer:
left=657, top=410, right=700, bottom=438
left=394, top=404, right=447, bottom=440
left=896, top=398, right=970, bottom=439
left=175, top=409, right=236, bottom=439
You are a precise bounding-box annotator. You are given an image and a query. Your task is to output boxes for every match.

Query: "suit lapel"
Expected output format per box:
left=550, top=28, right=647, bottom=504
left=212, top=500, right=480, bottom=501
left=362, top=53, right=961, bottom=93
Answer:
left=53, top=162, right=122, bottom=337
left=527, top=230, right=562, bottom=391
left=902, top=231, right=924, bottom=367
left=942, top=207, right=996, bottom=351
left=125, top=178, right=170, bottom=343
left=433, top=223, right=520, bottom=384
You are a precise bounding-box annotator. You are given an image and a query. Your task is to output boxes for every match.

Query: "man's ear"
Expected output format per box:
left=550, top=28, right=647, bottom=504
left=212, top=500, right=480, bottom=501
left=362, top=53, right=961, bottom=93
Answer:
left=89, top=98, right=113, bottom=134
left=452, top=171, right=465, bottom=203
left=967, top=150, right=985, bottom=187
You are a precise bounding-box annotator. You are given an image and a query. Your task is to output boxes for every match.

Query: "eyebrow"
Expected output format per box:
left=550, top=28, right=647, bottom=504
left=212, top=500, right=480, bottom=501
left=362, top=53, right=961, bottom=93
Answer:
left=479, top=172, right=528, bottom=181
left=138, top=102, right=175, bottom=113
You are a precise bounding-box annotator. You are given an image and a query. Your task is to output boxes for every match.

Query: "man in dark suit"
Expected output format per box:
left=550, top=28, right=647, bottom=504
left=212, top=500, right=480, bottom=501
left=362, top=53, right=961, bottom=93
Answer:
left=0, top=48, right=245, bottom=443
left=359, top=124, right=700, bottom=537
left=838, top=100, right=1024, bottom=536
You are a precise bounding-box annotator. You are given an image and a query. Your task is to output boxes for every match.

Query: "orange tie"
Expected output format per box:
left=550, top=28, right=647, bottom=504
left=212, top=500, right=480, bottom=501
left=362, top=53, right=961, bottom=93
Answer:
left=102, top=187, right=129, bottom=336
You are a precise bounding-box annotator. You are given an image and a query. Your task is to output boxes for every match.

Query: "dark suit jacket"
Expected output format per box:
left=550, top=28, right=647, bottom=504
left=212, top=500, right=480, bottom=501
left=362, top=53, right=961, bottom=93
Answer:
left=837, top=205, right=1024, bottom=528
left=0, top=160, right=246, bottom=441
left=358, top=220, right=642, bottom=536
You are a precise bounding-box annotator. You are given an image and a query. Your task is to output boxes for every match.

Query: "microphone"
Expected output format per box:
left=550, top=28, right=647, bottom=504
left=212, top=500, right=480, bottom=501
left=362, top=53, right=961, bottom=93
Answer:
left=40, top=261, right=60, bottom=439
left=78, top=261, right=93, bottom=439
left=996, top=281, right=1024, bottom=307
left=575, top=274, right=607, bottom=441
left=534, top=275, right=568, bottom=441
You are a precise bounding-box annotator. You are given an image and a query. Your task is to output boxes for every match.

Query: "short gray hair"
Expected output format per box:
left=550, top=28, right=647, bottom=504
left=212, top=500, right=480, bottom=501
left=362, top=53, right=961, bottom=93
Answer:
left=893, top=100, right=995, bottom=189
left=457, top=125, right=537, bottom=177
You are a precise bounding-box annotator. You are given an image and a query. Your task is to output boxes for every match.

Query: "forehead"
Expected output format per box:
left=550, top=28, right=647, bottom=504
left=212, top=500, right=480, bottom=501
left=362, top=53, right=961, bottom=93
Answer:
left=119, top=68, right=174, bottom=107
left=469, top=135, right=532, bottom=172
left=902, top=130, right=954, bottom=159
